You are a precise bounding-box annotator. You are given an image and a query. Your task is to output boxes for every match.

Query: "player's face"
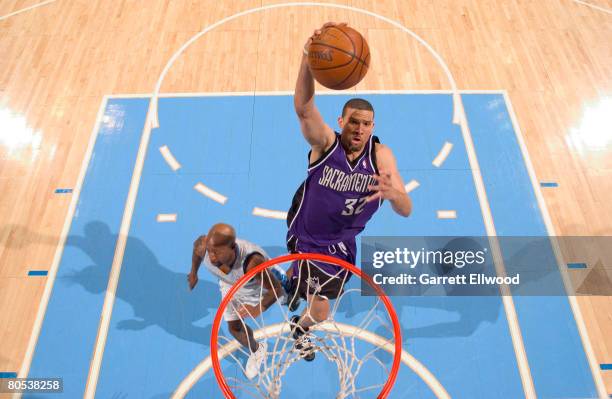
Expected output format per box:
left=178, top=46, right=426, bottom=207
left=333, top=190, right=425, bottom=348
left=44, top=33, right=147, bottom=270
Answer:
left=338, top=108, right=374, bottom=153
left=206, top=239, right=236, bottom=268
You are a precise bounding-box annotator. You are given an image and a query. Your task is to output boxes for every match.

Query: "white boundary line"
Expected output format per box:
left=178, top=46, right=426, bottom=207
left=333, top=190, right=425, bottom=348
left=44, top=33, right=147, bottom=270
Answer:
left=404, top=179, right=420, bottom=193
left=0, top=0, right=56, bottom=22
left=252, top=207, right=288, bottom=220
left=571, top=0, right=612, bottom=14
left=436, top=210, right=457, bottom=219
left=432, top=142, right=454, bottom=167
left=457, top=94, right=537, bottom=397
left=503, top=91, right=608, bottom=398
left=159, top=145, right=181, bottom=171
left=15, top=96, right=109, bottom=396
left=82, top=98, right=157, bottom=398
left=156, top=213, right=177, bottom=223
left=193, top=182, right=228, bottom=205
left=171, top=321, right=451, bottom=399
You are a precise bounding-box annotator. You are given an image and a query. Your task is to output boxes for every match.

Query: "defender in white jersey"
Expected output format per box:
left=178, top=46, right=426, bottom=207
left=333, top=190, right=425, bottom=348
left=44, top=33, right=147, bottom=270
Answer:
left=188, top=223, right=286, bottom=379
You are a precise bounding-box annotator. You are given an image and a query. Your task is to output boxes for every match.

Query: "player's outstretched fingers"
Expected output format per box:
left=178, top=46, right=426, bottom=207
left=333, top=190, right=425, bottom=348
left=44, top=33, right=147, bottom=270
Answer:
left=366, top=171, right=394, bottom=202
left=312, top=22, right=348, bottom=38
left=322, top=21, right=347, bottom=28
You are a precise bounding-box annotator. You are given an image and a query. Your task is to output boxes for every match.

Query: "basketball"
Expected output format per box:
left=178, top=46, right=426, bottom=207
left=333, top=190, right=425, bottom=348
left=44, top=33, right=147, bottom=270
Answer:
left=307, top=25, right=370, bottom=90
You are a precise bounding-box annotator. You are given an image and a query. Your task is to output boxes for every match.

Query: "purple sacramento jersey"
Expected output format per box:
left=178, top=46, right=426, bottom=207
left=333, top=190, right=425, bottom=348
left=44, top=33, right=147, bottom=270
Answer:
left=286, top=132, right=382, bottom=273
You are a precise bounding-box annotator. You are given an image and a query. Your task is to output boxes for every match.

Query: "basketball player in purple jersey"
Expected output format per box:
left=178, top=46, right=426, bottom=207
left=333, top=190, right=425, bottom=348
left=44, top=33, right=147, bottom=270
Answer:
left=286, top=22, right=412, bottom=360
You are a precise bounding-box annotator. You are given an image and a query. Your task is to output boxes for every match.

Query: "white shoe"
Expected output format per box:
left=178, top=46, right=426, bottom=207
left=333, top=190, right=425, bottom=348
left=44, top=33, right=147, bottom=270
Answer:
left=245, top=341, right=267, bottom=380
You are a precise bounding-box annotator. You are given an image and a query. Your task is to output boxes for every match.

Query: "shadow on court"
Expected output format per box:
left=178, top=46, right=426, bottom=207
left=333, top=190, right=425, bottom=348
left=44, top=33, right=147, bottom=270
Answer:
left=61, top=221, right=218, bottom=347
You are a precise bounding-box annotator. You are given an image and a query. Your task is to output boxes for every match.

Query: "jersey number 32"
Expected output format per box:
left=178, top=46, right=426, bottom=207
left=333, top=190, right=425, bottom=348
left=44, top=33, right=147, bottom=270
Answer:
left=342, top=198, right=367, bottom=216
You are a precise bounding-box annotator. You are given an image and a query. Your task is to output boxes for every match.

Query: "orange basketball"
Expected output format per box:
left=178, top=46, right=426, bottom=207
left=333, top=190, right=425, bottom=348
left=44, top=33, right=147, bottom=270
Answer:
left=307, top=25, right=370, bottom=90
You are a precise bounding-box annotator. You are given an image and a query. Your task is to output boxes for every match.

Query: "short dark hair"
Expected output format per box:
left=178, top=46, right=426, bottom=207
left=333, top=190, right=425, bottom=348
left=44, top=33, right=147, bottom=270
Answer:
left=342, top=98, right=374, bottom=117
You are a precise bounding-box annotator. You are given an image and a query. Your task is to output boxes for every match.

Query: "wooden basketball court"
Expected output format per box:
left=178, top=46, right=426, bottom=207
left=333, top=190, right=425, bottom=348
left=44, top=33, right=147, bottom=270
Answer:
left=1, top=1, right=610, bottom=397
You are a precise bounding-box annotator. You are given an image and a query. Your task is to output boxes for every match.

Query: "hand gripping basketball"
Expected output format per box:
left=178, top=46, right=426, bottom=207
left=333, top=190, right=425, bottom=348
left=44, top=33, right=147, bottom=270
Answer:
left=303, top=22, right=347, bottom=54
left=305, top=22, right=371, bottom=90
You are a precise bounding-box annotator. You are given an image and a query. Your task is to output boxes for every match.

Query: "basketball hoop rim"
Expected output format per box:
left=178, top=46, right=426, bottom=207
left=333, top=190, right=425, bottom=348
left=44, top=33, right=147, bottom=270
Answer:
left=210, top=252, right=402, bottom=399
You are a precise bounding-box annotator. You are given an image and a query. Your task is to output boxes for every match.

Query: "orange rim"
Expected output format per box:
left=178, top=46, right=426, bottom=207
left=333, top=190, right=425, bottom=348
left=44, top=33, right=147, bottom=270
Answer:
left=210, top=252, right=402, bottom=399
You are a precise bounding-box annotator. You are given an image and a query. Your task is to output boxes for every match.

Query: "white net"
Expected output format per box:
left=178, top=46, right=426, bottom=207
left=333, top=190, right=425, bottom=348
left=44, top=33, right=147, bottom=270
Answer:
left=214, top=258, right=399, bottom=399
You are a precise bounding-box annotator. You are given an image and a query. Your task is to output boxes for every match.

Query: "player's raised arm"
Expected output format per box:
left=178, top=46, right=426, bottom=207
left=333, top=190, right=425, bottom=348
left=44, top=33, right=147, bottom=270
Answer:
left=367, top=144, right=412, bottom=217
left=294, top=24, right=338, bottom=153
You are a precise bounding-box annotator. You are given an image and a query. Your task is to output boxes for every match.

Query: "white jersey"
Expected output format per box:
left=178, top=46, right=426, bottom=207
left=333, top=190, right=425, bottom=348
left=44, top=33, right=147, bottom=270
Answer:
left=202, top=238, right=269, bottom=292
left=202, top=238, right=286, bottom=322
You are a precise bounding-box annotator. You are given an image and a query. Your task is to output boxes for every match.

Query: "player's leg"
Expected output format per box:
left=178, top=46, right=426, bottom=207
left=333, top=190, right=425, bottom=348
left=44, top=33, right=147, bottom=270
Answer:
left=284, top=261, right=303, bottom=311
left=227, top=319, right=258, bottom=352
left=289, top=260, right=344, bottom=361
left=284, top=266, right=296, bottom=303
left=267, top=266, right=292, bottom=307
left=221, top=285, right=260, bottom=352
left=300, top=293, right=330, bottom=328
left=288, top=292, right=330, bottom=362
left=227, top=319, right=267, bottom=379
left=291, top=258, right=344, bottom=322
left=287, top=242, right=355, bottom=360
left=284, top=236, right=302, bottom=311
left=223, top=291, right=268, bottom=379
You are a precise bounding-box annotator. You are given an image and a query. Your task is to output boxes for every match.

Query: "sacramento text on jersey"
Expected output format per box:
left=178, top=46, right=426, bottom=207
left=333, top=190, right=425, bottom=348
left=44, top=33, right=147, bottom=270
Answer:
left=373, top=273, right=521, bottom=286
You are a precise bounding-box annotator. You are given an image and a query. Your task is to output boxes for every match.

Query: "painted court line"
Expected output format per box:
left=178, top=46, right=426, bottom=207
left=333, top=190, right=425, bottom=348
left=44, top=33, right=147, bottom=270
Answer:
left=503, top=91, right=608, bottom=397
left=156, top=213, right=177, bottom=223
left=159, top=145, right=181, bottom=171
left=54, top=188, right=73, bottom=194
left=83, top=95, right=159, bottom=397
left=17, top=97, right=110, bottom=391
left=252, top=207, right=287, bottom=220
left=404, top=179, right=420, bottom=193
left=567, top=263, right=588, bottom=269
left=27, top=271, right=48, bottom=276
left=436, top=210, right=457, bottom=219
left=0, top=0, right=56, bottom=22
left=458, top=94, right=536, bottom=397
left=432, top=142, right=453, bottom=167
left=193, top=182, right=228, bottom=205
left=571, top=0, right=612, bottom=14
